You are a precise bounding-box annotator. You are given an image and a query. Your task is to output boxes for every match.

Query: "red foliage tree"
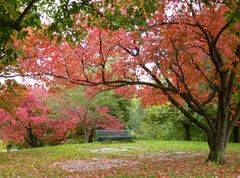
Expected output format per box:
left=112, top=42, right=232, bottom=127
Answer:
left=0, top=88, right=74, bottom=147
left=18, top=1, right=239, bottom=164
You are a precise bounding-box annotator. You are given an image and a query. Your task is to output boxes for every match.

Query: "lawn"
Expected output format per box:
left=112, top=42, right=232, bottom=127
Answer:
left=0, top=140, right=239, bottom=177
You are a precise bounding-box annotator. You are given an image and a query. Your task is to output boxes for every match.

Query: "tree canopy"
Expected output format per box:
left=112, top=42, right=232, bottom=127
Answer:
left=0, top=0, right=159, bottom=66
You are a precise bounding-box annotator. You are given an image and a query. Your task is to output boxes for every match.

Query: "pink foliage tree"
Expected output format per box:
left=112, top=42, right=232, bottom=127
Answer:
left=0, top=88, right=75, bottom=147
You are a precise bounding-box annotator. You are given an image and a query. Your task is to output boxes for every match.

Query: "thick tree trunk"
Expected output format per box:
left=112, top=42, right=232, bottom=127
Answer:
left=206, top=123, right=228, bottom=165
left=207, top=148, right=225, bottom=165
left=182, top=122, right=191, bottom=141
left=83, top=128, right=90, bottom=143
left=233, top=127, right=239, bottom=143
left=206, top=136, right=226, bottom=164
left=204, top=88, right=231, bottom=165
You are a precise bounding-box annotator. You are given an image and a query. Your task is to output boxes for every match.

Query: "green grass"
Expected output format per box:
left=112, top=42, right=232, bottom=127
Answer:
left=0, top=140, right=239, bottom=177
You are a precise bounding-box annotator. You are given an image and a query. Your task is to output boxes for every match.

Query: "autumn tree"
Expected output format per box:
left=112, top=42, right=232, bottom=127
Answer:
left=16, top=1, right=239, bottom=164
left=48, top=86, right=124, bottom=143
left=0, top=88, right=74, bottom=147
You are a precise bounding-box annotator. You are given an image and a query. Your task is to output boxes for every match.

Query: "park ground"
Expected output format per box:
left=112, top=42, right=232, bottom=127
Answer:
left=0, top=140, right=239, bottom=177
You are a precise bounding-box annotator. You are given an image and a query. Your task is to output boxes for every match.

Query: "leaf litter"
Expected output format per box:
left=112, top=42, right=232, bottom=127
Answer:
left=54, top=149, right=206, bottom=173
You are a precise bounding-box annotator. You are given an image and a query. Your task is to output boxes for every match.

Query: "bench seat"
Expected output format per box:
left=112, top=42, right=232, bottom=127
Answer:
left=95, top=130, right=133, bottom=142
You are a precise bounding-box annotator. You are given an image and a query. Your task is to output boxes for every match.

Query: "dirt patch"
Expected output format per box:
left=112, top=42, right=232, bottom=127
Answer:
left=54, top=158, right=139, bottom=172
left=81, top=146, right=146, bottom=153
left=140, top=151, right=205, bottom=159
left=54, top=150, right=206, bottom=173
left=89, top=147, right=129, bottom=153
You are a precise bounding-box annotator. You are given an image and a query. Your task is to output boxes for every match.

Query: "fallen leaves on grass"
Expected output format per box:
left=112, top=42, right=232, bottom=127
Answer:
left=1, top=141, right=240, bottom=177
left=52, top=150, right=240, bottom=177
left=54, top=158, right=139, bottom=172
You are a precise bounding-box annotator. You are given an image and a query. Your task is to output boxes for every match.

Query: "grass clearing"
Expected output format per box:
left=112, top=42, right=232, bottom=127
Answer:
left=0, top=140, right=239, bottom=177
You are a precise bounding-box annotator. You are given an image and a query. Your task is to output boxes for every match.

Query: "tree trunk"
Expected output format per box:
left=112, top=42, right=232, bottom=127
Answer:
left=206, top=137, right=226, bottom=164
left=7, top=144, right=12, bottom=152
left=207, top=147, right=225, bottom=165
left=83, top=128, right=90, bottom=143
left=26, top=127, right=42, bottom=148
left=204, top=89, right=232, bottom=165
left=88, top=130, right=94, bottom=143
left=206, top=125, right=228, bottom=165
left=182, top=122, right=191, bottom=141
left=233, top=127, right=239, bottom=143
